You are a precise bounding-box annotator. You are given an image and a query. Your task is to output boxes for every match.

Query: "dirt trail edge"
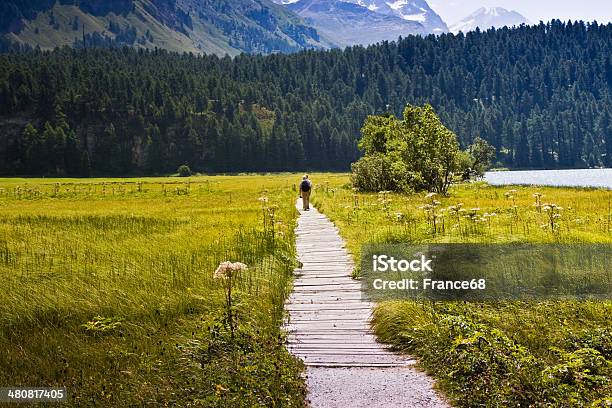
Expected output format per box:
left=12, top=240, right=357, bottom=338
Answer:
left=285, top=199, right=450, bottom=408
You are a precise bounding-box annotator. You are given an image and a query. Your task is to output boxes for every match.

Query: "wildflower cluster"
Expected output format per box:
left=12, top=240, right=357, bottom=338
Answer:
left=378, top=191, right=392, bottom=216
left=542, top=203, right=563, bottom=232
left=259, top=193, right=278, bottom=241
left=533, top=192, right=544, bottom=213
left=214, top=260, right=248, bottom=338
left=504, top=189, right=519, bottom=214
left=213, top=261, right=248, bottom=280
left=421, top=192, right=442, bottom=232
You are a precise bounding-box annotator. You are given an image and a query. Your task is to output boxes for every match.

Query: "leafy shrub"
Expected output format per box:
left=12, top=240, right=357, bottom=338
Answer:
left=350, top=154, right=392, bottom=192
left=568, top=327, right=612, bottom=359
left=372, top=303, right=612, bottom=407
left=177, top=164, right=192, bottom=177
left=350, top=154, right=419, bottom=193
left=543, top=348, right=611, bottom=405
left=420, top=314, right=541, bottom=406
left=352, top=104, right=462, bottom=194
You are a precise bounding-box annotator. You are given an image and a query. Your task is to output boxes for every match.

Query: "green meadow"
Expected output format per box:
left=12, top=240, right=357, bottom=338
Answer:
left=0, top=175, right=312, bottom=407
left=313, top=179, right=612, bottom=407
left=1, top=174, right=611, bottom=407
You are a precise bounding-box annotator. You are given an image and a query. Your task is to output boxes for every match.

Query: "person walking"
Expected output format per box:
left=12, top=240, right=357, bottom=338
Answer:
left=299, top=174, right=312, bottom=211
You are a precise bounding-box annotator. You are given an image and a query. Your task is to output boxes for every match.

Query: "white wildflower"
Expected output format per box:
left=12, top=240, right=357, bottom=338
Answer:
left=214, top=261, right=248, bottom=279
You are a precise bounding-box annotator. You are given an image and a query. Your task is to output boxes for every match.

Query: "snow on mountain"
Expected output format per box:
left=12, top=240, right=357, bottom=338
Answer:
left=450, top=7, right=530, bottom=34
left=286, top=0, right=426, bottom=46
left=270, top=0, right=447, bottom=46
left=346, top=0, right=448, bottom=32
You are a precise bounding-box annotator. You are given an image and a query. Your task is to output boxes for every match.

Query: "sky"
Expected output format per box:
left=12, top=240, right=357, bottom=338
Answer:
left=428, top=0, right=612, bottom=25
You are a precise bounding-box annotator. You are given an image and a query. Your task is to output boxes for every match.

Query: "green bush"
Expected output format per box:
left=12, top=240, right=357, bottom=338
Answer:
left=372, top=303, right=612, bottom=407
left=352, top=104, right=462, bottom=194
left=350, top=154, right=420, bottom=192
left=177, top=164, right=192, bottom=177
left=568, top=327, right=612, bottom=360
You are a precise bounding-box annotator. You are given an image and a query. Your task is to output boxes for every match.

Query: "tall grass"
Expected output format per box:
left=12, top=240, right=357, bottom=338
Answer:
left=0, top=174, right=315, bottom=407
left=313, top=179, right=612, bottom=407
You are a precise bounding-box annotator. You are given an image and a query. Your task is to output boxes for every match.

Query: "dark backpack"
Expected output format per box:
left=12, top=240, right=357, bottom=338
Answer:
left=300, top=180, right=311, bottom=192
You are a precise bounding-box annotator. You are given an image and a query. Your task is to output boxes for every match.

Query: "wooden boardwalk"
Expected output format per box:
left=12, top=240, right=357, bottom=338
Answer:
left=285, top=199, right=414, bottom=367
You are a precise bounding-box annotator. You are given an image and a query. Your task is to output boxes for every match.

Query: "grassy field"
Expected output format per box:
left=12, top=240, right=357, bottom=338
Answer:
left=2, top=174, right=610, bottom=407
left=312, top=179, right=612, bottom=407
left=0, top=174, right=318, bottom=407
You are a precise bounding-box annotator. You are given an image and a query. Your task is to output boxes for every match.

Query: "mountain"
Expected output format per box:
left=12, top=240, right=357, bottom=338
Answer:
left=0, top=0, right=333, bottom=55
left=450, top=7, right=530, bottom=34
left=286, top=0, right=426, bottom=47
left=345, top=0, right=448, bottom=33
left=274, top=0, right=447, bottom=46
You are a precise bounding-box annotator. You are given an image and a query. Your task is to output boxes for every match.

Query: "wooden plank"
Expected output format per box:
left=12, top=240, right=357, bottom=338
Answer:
left=287, top=298, right=368, bottom=303
left=292, top=286, right=362, bottom=292
left=285, top=305, right=373, bottom=311
left=294, top=272, right=354, bottom=278
left=303, top=362, right=413, bottom=367
left=287, top=344, right=391, bottom=350
left=287, top=337, right=379, bottom=342
left=298, top=356, right=412, bottom=365
left=291, top=350, right=397, bottom=356
left=286, top=324, right=371, bottom=331
left=287, top=335, right=378, bottom=341
left=287, top=341, right=384, bottom=347
left=288, top=319, right=372, bottom=325
left=287, top=328, right=375, bottom=333
left=292, top=281, right=360, bottom=286
left=295, top=269, right=353, bottom=274
left=287, top=294, right=366, bottom=300
left=288, top=317, right=373, bottom=324
left=288, top=296, right=366, bottom=302
left=287, top=310, right=372, bottom=316
left=288, top=341, right=382, bottom=347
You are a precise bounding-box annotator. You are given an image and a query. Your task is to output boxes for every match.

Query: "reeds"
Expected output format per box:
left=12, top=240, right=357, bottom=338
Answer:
left=0, top=174, right=304, bottom=406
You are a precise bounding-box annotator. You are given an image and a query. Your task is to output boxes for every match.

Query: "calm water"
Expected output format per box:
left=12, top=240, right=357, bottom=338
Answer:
left=485, top=169, right=612, bottom=189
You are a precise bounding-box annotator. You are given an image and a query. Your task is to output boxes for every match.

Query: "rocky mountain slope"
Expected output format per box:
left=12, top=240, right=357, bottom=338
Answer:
left=277, top=0, right=447, bottom=46
left=345, top=0, right=447, bottom=33
left=287, top=0, right=427, bottom=46
left=0, top=0, right=333, bottom=55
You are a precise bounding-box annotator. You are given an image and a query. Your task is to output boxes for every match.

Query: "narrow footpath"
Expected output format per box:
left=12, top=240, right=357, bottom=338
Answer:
left=285, top=199, right=449, bottom=407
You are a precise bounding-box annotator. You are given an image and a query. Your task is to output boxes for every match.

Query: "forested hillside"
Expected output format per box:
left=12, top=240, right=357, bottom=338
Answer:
left=0, top=20, right=610, bottom=175
left=0, top=0, right=330, bottom=56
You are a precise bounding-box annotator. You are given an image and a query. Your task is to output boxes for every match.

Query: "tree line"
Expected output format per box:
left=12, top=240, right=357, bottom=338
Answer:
left=0, top=20, right=610, bottom=176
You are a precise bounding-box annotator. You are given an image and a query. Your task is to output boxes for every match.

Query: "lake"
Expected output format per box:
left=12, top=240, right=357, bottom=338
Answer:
left=484, top=169, right=612, bottom=189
